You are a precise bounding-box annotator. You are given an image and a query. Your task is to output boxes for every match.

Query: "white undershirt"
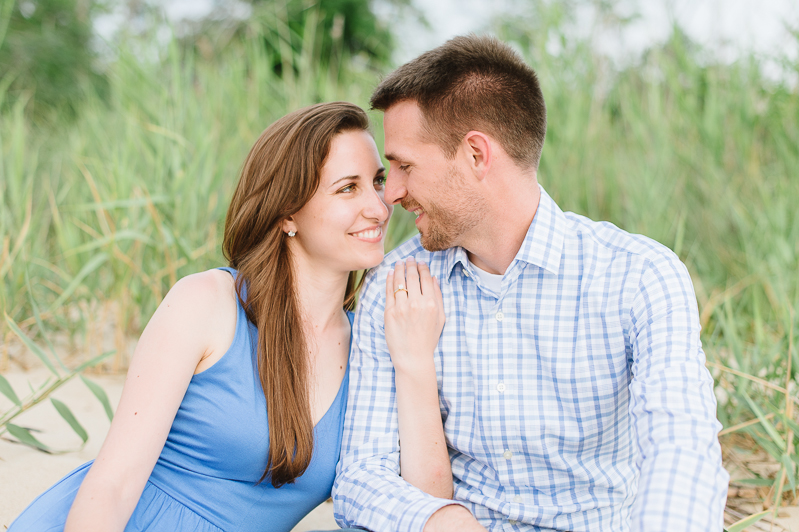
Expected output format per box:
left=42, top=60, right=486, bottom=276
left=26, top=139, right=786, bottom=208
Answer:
left=469, top=262, right=504, bottom=295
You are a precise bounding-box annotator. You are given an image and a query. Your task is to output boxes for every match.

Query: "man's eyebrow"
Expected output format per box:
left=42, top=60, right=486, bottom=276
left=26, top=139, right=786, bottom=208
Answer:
left=384, top=153, right=400, bottom=162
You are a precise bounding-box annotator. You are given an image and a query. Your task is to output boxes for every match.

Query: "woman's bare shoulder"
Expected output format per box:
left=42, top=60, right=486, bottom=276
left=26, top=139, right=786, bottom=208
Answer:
left=146, top=270, right=237, bottom=352
left=162, top=270, right=238, bottom=371
left=164, top=269, right=236, bottom=310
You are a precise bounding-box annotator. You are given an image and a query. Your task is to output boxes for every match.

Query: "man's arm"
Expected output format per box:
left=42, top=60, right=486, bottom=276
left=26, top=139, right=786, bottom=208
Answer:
left=628, top=252, right=729, bottom=531
left=333, top=265, right=473, bottom=532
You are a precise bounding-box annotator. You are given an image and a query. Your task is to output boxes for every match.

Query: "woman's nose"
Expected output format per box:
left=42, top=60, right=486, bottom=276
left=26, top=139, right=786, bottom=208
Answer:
left=364, top=187, right=390, bottom=222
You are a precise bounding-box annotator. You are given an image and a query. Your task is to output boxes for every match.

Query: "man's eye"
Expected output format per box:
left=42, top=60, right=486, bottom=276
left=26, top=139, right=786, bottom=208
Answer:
left=399, top=165, right=409, bottom=172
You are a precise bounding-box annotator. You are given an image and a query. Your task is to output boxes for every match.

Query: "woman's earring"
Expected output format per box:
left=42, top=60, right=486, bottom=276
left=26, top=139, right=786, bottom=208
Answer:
left=287, top=231, right=296, bottom=237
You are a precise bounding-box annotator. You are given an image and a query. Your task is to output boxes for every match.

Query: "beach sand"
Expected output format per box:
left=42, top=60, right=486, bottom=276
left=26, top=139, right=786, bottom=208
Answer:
left=0, top=368, right=336, bottom=531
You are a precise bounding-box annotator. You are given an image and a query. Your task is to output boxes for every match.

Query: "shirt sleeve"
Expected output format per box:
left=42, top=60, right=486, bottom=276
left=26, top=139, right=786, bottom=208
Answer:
left=627, top=251, right=729, bottom=531
left=333, top=265, right=460, bottom=532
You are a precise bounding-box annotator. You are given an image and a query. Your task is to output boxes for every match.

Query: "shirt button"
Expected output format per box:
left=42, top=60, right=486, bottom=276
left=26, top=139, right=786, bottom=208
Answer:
left=496, top=382, right=506, bottom=392
left=463, top=270, right=470, bottom=278
left=513, top=495, right=523, bottom=503
left=496, top=311, right=504, bottom=321
left=503, top=450, right=513, bottom=460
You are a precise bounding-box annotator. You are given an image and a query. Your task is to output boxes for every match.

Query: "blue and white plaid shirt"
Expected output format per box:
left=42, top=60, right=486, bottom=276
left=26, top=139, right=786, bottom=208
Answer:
left=334, top=186, right=728, bottom=532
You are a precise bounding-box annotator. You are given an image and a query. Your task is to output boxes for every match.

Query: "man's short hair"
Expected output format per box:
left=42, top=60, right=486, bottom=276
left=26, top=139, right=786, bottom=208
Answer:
left=370, top=34, right=547, bottom=169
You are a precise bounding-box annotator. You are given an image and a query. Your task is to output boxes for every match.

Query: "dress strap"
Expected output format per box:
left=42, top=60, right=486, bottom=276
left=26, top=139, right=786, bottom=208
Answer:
left=217, top=266, right=238, bottom=279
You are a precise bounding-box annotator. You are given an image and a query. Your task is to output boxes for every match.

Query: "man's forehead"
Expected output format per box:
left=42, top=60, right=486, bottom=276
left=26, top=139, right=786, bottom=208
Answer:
left=383, top=101, right=430, bottom=159
left=384, top=100, right=423, bottom=125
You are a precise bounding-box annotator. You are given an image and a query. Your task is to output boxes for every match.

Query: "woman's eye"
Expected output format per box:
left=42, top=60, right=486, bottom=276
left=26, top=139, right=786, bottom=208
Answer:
left=339, top=184, right=356, bottom=193
left=374, top=175, right=386, bottom=189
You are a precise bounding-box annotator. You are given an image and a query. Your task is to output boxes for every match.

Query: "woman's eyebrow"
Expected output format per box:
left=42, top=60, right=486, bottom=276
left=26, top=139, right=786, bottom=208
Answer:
left=330, top=175, right=358, bottom=186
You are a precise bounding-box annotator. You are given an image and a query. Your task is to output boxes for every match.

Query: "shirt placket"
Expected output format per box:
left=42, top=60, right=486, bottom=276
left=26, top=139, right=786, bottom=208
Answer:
left=497, top=265, right=527, bottom=521
left=468, top=264, right=523, bottom=493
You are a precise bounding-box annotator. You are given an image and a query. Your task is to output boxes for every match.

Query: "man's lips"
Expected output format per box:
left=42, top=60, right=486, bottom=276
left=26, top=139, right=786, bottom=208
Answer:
left=401, top=201, right=424, bottom=220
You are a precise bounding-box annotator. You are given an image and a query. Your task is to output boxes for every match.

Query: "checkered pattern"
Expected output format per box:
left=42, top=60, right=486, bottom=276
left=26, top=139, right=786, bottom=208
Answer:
left=333, top=186, right=728, bottom=532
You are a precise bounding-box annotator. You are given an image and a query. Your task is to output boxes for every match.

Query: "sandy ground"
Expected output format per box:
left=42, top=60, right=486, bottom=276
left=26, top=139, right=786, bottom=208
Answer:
left=0, top=368, right=336, bottom=531
left=5, top=368, right=799, bottom=532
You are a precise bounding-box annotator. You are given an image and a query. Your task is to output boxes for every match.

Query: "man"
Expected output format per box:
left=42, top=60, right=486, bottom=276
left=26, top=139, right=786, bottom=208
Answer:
left=333, top=35, right=728, bottom=532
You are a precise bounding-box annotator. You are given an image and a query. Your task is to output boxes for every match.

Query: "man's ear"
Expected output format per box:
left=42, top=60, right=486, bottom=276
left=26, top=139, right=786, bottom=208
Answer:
left=462, top=131, right=492, bottom=180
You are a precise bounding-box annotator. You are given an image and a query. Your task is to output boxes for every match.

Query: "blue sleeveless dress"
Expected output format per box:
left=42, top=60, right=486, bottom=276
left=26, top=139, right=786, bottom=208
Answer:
left=10, top=268, right=351, bottom=532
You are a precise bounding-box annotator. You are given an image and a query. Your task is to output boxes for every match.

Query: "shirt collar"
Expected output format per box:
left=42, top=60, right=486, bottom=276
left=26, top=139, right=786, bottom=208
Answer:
left=513, top=185, right=566, bottom=275
left=444, top=184, right=566, bottom=279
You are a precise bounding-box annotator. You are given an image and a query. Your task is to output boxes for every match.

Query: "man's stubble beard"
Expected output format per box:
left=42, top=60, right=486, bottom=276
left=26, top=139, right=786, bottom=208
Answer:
left=406, top=165, right=485, bottom=252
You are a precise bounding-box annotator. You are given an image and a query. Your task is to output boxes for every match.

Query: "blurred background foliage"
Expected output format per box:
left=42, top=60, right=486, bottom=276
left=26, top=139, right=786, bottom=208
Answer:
left=1, top=0, right=798, bottom=524
left=248, top=0, right=397, bottom=72
left=0, top=0, right=108, bottom=118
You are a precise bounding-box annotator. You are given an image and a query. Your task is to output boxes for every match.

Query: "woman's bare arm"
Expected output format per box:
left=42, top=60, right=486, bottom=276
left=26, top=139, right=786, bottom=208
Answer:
left=384, top=257, right=452, bottom=499
left=65, top=270, right=237, bottom=532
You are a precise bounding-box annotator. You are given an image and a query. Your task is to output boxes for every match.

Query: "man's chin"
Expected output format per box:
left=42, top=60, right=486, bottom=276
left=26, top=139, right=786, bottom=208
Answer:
left=419, top=231, right=453, bottom=252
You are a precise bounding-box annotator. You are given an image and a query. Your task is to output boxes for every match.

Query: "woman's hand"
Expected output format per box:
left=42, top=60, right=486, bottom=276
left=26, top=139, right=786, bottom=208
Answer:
left=385, top=257, right=452, bottom=499
left=384, top=257, right=445, bottom=374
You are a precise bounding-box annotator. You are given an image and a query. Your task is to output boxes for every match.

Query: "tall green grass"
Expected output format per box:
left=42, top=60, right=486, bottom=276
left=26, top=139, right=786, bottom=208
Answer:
left=1, top=12, right=412, bottom=365
left=1, top=3, right=798, bottom=524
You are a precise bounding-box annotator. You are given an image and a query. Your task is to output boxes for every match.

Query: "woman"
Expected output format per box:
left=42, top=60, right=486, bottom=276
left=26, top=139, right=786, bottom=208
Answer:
left=9, top=102, right=450, bottom=531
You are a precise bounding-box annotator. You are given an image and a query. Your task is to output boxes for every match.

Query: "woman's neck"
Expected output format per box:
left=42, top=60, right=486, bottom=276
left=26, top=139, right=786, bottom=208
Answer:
left=290, top=254, right=350, bottom=333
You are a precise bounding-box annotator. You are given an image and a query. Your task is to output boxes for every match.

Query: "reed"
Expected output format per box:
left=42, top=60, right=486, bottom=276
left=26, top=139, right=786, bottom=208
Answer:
left=0, top=4, right=797, bottom=527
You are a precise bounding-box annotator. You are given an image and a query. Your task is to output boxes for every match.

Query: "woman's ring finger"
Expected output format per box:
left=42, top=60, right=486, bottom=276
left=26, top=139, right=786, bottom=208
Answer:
left=394, top=284, right=408, bottom=297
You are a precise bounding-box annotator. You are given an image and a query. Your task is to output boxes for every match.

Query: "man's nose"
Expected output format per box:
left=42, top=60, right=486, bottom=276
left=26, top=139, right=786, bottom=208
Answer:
left=384, top=168, right=406, bottom=205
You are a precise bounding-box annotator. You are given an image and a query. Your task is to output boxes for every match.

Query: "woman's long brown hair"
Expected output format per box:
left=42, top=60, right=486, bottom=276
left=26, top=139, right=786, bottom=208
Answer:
left=222, top=102, right=369, bottom=487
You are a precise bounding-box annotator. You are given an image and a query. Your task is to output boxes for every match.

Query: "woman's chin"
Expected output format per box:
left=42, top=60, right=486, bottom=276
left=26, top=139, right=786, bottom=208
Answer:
left=349, top=250, right=386, bottom=271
